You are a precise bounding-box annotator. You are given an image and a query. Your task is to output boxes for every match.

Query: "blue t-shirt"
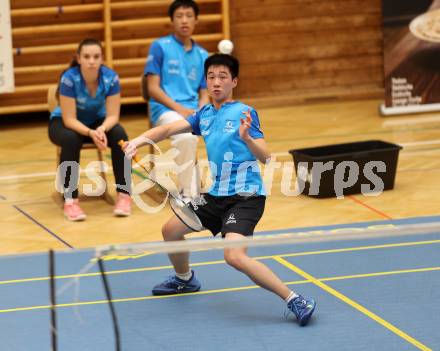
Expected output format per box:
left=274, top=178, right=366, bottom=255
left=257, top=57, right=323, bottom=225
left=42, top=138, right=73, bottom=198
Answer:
left=187, top=101, right=266, bottom=197
left=144, top=34, right=208, bottom=125
left=50, top=65, right=120, bottom=126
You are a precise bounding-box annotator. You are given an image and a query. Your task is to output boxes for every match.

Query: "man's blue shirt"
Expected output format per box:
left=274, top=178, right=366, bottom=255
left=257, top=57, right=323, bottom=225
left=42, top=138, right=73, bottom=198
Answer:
left=187, top=101, right=266, bottom=197
left=144, top=35, right=208, bottom=124
left=50, top=65, right=120, bottom=126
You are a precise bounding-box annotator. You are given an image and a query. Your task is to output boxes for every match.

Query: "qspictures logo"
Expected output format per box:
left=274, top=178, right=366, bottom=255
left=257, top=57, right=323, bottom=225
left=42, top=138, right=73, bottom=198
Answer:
left=55, top=142, right=388, bottom=213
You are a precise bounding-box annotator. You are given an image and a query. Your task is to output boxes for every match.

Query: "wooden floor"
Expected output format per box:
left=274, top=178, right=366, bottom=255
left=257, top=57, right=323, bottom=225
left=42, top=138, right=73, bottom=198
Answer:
left=1, top=99, right=440, bottom=255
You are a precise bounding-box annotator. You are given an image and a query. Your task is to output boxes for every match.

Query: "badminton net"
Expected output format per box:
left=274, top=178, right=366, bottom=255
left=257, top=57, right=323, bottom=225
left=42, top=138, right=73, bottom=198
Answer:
left=44, top=220, right=440, bottom=350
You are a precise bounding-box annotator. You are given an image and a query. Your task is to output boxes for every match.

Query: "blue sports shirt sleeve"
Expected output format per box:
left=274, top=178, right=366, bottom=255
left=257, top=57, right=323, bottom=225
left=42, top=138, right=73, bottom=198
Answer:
left=59, top=72, right=76, bottom=98
left=186, top=110, right=201, bottom=135
left=144, top=41, right=163, bottom=76
left=249, top=109, right=264, bottom=139
left=107, top=74, right=121, bottom=96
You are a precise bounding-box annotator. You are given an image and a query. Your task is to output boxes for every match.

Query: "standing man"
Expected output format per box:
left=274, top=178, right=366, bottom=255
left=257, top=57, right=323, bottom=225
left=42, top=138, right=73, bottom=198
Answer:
left=144, top=0, right=209, bottom=202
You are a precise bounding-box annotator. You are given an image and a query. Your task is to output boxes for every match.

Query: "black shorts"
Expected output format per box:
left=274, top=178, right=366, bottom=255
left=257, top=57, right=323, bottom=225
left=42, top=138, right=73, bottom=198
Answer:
left=189, top=193, right=266, bottom=237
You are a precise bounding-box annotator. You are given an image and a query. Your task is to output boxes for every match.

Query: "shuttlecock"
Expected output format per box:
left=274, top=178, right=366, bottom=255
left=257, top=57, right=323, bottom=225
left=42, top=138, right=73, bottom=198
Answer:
left=218, top=39, right=234, bottom=54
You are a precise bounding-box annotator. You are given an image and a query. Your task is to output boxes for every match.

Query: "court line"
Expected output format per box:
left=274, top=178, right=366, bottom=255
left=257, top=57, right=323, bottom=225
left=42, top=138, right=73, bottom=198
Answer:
left=399, top=167, right=440, bottom=173
left=347, top=195, right=393, bottom=220
left=0, top=168, right=116, bottom=182
left=0, top=171, right=56, bottom=181
left=1, top=238, right=439, bottom=286
left=1, top=266, right=439, bottom=314
left=399, top=140, right=440, bottom=148
left=12, top=205, right=73, bottom=249
left=382, top=115, right=440, bottom=127
left=274, top=256, right=432, bottom=351
left=400, top=147, right=440, bottom=155
left=270, top=125, right=440, bottom=144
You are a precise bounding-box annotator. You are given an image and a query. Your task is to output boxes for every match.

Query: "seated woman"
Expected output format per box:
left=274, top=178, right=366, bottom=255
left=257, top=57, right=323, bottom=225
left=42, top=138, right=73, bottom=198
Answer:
left=48, top=38, right=131, bottom=221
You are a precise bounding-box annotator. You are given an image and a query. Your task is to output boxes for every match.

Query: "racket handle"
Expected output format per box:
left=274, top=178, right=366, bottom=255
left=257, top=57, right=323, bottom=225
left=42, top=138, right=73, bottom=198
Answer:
left=118, top=139, right=141, bottom=163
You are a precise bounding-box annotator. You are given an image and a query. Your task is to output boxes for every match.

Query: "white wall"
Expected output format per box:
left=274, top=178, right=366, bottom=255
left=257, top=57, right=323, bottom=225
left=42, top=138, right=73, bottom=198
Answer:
left=0, top=0, right=14, bottom=93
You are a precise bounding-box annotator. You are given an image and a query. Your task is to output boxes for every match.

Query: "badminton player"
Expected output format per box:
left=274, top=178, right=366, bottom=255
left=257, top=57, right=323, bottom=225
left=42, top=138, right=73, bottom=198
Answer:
left=124, top=53, right=316, bottom=326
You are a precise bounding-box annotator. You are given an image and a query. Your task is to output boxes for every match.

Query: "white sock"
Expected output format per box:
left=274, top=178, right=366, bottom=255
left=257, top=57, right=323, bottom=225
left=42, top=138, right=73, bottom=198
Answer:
left=285, top=291, right=299, bottom=304
left=176, top=271, right=192, bottom=281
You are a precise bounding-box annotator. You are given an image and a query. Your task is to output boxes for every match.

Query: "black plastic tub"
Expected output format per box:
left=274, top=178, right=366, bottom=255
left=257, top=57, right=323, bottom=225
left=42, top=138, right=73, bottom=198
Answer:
left=289, top=140, right=403, bottom=198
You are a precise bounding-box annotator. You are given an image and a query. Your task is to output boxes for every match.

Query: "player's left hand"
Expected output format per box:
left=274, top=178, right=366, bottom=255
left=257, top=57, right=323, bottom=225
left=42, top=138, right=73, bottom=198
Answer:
left=240, top=109, right=252, bottom=142
left=89, top=128, right=107, bottom=151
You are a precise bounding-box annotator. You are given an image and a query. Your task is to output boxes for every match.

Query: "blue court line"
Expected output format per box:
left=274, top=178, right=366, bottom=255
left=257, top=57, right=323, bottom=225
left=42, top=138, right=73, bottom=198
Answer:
left=12, top=205, right=73, bottom=249
left=255, top=215, right=440, bottom=236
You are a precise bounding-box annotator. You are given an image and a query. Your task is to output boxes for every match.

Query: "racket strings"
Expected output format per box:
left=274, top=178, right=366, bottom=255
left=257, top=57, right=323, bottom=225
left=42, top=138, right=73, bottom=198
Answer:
left=169, top=197, right=203, bottom=232
left=131, top=153, right=203, bottom=232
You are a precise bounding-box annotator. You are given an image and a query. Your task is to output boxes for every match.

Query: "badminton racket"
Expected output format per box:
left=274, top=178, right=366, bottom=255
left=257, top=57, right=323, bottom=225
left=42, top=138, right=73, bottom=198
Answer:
left=118, top=140, right=203, bottom=232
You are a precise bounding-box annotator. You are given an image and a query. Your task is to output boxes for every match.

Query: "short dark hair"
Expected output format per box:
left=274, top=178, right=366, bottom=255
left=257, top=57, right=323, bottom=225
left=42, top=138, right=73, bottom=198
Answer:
left=168, top=0, right=199, bottom=19
left=204, top=54, right=239, bottom=79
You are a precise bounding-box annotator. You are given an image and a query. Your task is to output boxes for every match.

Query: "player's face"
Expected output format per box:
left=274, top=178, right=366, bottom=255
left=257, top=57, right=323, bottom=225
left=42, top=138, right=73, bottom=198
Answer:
left=206, top=65, right=238, bottom=103
left=172, top=6, right=197, bottom=38
left=77, top=44, right=103, bottom=73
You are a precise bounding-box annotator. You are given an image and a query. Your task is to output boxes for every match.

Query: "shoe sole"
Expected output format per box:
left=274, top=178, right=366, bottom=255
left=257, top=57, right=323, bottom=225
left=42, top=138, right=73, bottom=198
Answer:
left=113, top=210, right=131, bottom=217
left=152, top=287, right=201, bottom=296
left=64, top=214, right=86, bottom=221
left=299, top=302, right=316, bottom=327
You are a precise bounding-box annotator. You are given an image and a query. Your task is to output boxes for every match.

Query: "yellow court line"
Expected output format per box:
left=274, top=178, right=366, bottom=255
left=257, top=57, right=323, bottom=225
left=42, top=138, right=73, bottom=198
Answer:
left=1, top=266, right=439, bottom=315
left=320, top=266, right=440, bottom=282
left=1, top=238, right=439, bottom=286
left=0, top=261, right=220, bottom=285
left=273, top=256, right=432, bottom=351
left=275, top=238, right=440, bottom=259
left=0, top=285, right=262, bottom=313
